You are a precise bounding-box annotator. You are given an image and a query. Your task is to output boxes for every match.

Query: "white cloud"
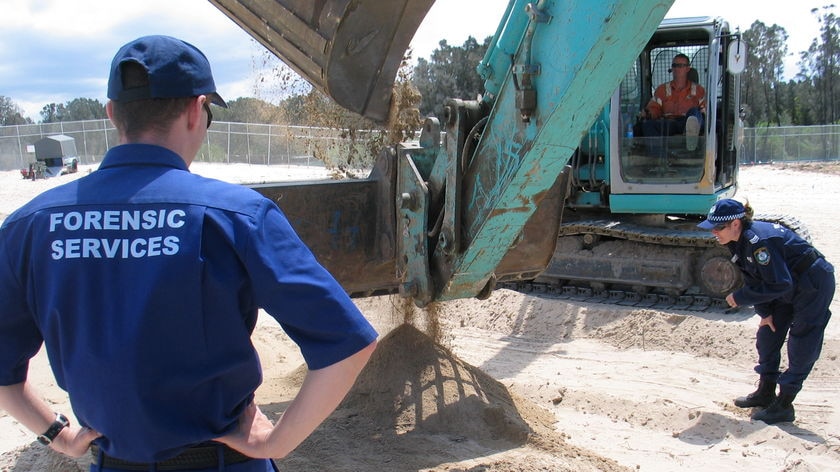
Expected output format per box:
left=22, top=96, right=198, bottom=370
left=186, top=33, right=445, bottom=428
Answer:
left=1, top=0, right=829, bottom=122
left=4, top=0, right=231, bottom=37
left=1, top=0, right=259, bottom=121
left=7, top=0, right=137, bottom=36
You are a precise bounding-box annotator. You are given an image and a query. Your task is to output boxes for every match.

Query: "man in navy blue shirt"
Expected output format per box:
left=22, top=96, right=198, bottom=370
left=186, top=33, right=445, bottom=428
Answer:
left=0, top=35, right=377, bottom=471
left=698, top=199, right=834, bottom=425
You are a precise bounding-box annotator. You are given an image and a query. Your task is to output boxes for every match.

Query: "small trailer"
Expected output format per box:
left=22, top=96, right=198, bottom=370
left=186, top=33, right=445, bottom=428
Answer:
left=21, top=134, right=79, bottom=179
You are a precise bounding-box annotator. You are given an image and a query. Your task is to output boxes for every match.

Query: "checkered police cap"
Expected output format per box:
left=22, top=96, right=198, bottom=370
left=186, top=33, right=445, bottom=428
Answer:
left=697, top=199, right=745, bottom=230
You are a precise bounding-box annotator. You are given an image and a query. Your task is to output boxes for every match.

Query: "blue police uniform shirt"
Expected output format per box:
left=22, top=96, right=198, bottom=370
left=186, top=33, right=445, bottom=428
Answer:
left=726, top=220, right=816, bottom=308
left=0, top=144, right=378, bottom=462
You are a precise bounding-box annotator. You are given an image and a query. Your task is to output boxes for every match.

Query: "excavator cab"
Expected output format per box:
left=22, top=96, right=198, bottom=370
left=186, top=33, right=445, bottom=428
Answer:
left=530, top=17, right=750, bottom=305
left=621, top=45, right=710, bottom=184
left=568, top=17, right=744, bottom=215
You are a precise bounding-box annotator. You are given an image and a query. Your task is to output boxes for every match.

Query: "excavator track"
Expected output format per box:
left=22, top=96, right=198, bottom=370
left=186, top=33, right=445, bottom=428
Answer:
left=501, top=214, right=811, bottom=313
left=503, top=280, right=732, bottom=312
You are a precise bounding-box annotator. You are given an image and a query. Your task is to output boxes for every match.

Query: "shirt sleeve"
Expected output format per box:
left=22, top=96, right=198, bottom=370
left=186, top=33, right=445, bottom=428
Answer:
left=696, top=84, right=706, bottom=108
left=0, top=227, right=45, bottom=385
left=733, top=237, right=795, bottom=307
left=646, top=84, right=665, bottom=118
left=241, top=200, right=377, bottom=370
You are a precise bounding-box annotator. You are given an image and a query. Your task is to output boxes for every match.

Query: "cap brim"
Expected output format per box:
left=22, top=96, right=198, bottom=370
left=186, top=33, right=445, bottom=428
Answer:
left=697, top=220, right=715, bottom=230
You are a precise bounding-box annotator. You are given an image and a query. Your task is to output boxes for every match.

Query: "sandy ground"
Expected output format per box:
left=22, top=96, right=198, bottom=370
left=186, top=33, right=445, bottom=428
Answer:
left=0, top=161, right=838, bottom=472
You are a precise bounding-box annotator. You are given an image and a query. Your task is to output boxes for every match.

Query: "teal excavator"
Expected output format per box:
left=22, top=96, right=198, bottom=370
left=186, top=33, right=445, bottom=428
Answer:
left=208, top=0, right=768, bottom=310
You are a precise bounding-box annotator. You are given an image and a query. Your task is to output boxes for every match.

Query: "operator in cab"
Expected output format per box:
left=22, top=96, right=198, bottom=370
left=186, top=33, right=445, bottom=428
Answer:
left=642, top=53, right=706, bottom=152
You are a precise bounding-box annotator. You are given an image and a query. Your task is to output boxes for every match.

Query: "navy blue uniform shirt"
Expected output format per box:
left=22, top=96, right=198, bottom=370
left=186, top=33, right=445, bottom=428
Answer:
left=726, top=220, right=818, bottom=308
left=0, top=144, right=377, bottom=462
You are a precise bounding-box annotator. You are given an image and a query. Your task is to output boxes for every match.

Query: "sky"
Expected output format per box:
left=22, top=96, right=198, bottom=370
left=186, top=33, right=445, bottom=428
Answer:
left=0, top=0, right=831, bottom=122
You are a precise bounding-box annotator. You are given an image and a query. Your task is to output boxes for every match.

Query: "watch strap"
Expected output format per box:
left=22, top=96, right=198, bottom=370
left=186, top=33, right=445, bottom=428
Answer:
left=37, top=412, right=69, bottom=446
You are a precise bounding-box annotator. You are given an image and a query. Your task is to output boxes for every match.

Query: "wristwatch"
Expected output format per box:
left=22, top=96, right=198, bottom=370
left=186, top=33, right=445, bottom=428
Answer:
left=37, top=412, right=69, bottom=446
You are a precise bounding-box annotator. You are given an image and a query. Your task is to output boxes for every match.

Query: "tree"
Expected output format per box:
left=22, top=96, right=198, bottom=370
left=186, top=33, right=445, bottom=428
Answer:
left=0, top=96, right=30, bottom=125
left=276, top=94, right=309, bottom=125
left=412, top=36, right=492, bottom=118
left=40, top=103, right=63, bottom=123
left=215, top=97, right=283, bottom=124
left=64, top=98, right=107, bottom=121
left=742, top=21, right=788, bottom=126
left=40, top=98, right=106, bottom=123
left=799, top=5, right=840, bottom=124
left=781, top=79, right=815, bottom=126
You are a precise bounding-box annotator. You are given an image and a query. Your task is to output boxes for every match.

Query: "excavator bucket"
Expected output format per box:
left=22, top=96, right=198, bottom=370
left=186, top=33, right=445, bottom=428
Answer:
left=209, top=0, right=435, bottom=123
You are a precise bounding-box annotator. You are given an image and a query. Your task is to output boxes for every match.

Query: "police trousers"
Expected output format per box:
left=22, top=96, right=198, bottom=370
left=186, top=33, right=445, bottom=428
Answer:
left=754, top=258, right=835, bottom=395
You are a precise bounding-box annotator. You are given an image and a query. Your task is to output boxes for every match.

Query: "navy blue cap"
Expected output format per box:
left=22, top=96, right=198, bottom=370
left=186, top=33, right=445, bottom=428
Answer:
left=697, top=199, right=745, bottom=230
left=108, top=35, right=227, bottom=107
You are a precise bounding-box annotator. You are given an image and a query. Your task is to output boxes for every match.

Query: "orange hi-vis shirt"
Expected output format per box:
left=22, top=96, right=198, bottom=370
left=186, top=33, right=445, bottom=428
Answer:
left=647, top=80, right=706, bottom=119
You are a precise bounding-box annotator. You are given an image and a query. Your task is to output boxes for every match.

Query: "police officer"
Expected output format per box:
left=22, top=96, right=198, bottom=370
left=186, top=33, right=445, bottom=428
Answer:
left=698, top=199, right=834, bottom=425
left=0, top=35, right=377, bottom=471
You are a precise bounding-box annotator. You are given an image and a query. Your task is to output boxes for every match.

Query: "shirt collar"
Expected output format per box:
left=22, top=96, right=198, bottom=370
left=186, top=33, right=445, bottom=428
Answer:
left=98, top=144, right=190, bottom=172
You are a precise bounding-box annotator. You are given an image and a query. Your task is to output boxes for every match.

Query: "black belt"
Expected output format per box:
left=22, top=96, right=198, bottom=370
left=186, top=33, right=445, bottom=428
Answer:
left=91, top=443, right=253, bottom=471
left=792, top=250, right=824, bottom=276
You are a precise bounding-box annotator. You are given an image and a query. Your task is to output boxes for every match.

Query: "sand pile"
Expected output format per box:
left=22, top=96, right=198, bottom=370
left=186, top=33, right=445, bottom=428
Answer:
left=342, top=323, right=534, bottom=442
left=281, top=323, right=630, bottom=472
left=0, top=444, right=87, bottom=471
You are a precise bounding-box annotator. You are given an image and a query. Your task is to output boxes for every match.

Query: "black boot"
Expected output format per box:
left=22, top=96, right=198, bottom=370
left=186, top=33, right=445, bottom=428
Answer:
left=752, top=393, right=796, bottom=424
left=734, top=378, right=776, bottom=408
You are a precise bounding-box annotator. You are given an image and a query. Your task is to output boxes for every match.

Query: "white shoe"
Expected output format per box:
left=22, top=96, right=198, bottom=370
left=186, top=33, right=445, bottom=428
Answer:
left=685, top=116, right=700, bottom=151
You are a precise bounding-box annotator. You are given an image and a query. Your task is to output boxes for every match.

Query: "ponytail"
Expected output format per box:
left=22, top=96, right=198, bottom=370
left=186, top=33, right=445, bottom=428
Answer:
left=742, top=199, right=754, bottom=226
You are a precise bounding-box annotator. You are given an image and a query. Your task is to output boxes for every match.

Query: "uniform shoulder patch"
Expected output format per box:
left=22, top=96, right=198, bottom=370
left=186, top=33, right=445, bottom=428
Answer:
left=754, top=247, right=771, bottom=265
left=749, top=234, right=760, bottom=244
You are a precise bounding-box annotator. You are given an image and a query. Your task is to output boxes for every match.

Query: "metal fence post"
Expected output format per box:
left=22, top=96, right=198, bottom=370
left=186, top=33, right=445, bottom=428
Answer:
left=226, top=122, right=231, bottom=164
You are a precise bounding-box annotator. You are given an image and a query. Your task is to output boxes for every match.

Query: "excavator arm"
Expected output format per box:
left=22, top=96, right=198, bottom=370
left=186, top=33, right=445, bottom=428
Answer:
left=210, top=0, right=675, bottom=305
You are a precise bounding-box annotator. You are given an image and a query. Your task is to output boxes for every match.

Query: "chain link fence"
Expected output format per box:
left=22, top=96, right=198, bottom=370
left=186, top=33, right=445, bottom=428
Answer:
left=741, top=124, right=840, bottom=164
left=2, top=120, right=838, bottom=171
left=0, top=120, right=382, bottom=171
left=0, top=120, right=115, bottom=170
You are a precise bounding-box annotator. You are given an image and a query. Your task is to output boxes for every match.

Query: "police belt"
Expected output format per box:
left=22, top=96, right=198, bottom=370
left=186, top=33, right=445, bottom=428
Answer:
left=90, top=443, right=253, bottom=471
left=792, top=250, right=824, bottom=276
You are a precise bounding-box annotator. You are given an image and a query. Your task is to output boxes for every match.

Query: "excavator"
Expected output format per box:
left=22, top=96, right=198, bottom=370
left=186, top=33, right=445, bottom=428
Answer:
left=208, top=0, right=763, bottom=310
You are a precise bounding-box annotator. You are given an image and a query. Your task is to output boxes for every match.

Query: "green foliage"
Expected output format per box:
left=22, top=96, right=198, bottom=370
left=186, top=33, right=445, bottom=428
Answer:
left=800, top=6, right=840, bottom=124
left=412, top=36, right=492, bottom=118
left=742, top=21, right=788, bottom=126
left=738, top=6, right=840, bottom=127
left=0, top=96, right=30, bottom=125
left=275, top=94, right=308, bottom=125
left=40, top=98, right=106, bottom=123
left=214, top=97, right=284, bottom=124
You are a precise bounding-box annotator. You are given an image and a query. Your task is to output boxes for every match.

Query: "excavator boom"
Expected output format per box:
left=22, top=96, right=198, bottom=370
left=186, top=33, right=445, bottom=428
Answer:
left=210, top=0, right=675, bottom=304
